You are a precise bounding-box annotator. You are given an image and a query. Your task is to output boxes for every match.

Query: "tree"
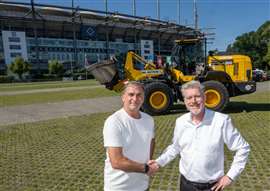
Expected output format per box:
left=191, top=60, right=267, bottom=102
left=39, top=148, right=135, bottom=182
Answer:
left=9, top=56, right=31, bottom=80
left=48, top=60, right=64, bottom=77
left=227, top=21, right=270, bottom=70
left=263, top=43, right=270, bottom=68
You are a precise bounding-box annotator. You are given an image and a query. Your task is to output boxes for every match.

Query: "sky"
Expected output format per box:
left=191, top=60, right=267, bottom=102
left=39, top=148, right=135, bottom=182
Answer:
left=10, top=0, right=270, bottom=51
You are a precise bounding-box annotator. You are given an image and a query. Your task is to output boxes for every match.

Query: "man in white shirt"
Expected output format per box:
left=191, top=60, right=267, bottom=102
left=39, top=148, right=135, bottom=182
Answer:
left=103, top=81, right=155, bottom=191
left=149, top=80, right=250, bottom=191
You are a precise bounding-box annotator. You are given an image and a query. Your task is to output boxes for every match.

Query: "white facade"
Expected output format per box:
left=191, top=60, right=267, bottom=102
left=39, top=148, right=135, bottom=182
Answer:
left=2, top=31, right=28, bottom=65
left=140, top=40, right=154, bottom=62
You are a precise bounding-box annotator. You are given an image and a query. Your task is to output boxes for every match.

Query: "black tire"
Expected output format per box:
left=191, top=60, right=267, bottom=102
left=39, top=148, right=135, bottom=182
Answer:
left=142, top=82, right=173, bottom=115
left=202, top=81, right=229, bottom=111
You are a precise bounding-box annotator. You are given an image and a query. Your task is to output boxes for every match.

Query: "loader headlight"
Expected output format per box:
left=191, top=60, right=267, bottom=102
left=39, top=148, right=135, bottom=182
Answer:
left=245, top=84, right=252, bottom=91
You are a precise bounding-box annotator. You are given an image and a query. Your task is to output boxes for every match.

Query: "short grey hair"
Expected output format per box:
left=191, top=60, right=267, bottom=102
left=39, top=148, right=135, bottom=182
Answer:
left=122, top=81, right=145, bottom=95
left=181, top=80, right=205, bottom=97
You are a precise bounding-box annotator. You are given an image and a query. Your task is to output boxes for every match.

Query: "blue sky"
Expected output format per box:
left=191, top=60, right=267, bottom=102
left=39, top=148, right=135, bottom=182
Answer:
left=13, top=0, right=270, bottom=51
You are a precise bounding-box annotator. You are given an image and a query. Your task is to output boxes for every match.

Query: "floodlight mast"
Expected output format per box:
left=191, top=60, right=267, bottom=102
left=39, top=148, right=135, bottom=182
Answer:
left=24, top=0, right=41, bottom=74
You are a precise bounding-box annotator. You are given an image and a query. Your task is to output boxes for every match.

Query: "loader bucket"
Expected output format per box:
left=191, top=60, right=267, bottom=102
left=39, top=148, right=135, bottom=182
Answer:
left=86, top=59, right=118, bottom=85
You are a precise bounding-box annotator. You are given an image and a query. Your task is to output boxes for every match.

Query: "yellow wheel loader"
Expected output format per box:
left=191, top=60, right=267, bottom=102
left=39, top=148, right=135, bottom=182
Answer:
left=87, top=38, right=256, bottom=115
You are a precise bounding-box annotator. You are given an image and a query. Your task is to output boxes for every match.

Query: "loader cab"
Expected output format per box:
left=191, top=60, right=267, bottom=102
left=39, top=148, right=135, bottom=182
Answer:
left=171, top=38, right=207, bottom=75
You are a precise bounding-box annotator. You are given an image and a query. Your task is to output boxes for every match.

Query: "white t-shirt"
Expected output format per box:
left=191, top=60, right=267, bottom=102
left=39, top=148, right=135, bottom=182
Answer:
left=103, top=108, right=155, bottom=191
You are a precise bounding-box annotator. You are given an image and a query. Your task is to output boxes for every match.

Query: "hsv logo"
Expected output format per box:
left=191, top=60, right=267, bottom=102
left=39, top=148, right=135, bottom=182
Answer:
left=86, top=27, right=95, bottom=37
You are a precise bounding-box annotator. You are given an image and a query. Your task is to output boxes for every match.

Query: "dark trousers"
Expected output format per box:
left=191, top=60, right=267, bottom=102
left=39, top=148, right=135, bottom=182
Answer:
left=180, top=175, right=217, bottom=191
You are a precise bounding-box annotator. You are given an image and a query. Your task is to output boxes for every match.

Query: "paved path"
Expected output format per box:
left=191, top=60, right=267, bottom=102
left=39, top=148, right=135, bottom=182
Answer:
left=255, top=80, right=270, bottom=92
left=0, top=96, right=121, bottom=126
left=0, top=81, right=269, bottom=126
left=0, top=85, right=102, bottom=96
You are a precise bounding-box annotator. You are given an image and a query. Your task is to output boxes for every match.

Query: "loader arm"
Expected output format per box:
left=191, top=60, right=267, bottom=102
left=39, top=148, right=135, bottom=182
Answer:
left=124, top=51, right=164, bottom=81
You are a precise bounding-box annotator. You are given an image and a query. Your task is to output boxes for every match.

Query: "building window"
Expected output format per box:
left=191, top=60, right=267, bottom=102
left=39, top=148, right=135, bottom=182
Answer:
left=9, top=45, right=21, bottom=50
left=10, top=52, right=22, bottom=57
left=8, top=37, right=20, bottom=43
left=79, top=54, right=83, bottom=61
left=144, top=44, right=150, bottom=48
left=144, top=50, right=150, bottom=54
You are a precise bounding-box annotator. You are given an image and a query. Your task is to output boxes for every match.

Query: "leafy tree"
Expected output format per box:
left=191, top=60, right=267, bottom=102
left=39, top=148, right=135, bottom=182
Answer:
left=9, top=56, right=31, bottom=80
left=48, top=60, right=64, bottom=77
left=263, top=43, right=270, bottom=68
left=227, top=21, right=270, bottom=69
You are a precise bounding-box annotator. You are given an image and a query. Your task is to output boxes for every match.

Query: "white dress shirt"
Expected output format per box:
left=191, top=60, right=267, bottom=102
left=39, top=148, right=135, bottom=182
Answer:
left=156, top=109, right=250, bottom=183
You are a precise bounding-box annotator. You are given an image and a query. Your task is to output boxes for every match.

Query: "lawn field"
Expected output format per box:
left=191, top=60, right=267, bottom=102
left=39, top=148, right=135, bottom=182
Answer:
left=0, top=91, right=269, bottom=190
left=0, top=87, right=119, bottom=107
left=0, top=79, right=99, bottom=92
left=0, top=79, right=119, bottom=107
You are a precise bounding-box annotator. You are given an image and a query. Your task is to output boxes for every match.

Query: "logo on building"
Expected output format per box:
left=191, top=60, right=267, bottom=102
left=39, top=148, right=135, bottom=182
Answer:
left=81, top=26, right=96, bottom=39
left=86, top=27, right=95, bottom=37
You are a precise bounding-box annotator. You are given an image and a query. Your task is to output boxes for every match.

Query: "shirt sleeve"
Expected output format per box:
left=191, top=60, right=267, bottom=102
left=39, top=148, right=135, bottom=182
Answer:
left=151, top=117, right=155, bottom=139
left=103, top=117, right=123, bottom=147
left=223, top=116, right=250, bottom=180
left=156, top=124, right=181, bottom=167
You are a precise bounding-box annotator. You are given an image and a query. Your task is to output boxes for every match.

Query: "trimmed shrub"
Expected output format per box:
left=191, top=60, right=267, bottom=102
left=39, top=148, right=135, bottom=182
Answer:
left=0, top=75, right=14, bottom=83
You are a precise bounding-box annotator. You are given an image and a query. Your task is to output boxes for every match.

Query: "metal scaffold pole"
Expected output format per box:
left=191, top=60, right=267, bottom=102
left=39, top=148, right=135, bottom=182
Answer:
left=105, top=0, right=109, bottom=58
left=72, top=0, right=77, bottom=76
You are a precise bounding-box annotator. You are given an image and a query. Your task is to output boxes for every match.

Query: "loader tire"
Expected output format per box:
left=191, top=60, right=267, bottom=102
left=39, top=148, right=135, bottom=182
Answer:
left=202, top=81, right=229, bottom=112
left=142, top=82, right=173, bottom=115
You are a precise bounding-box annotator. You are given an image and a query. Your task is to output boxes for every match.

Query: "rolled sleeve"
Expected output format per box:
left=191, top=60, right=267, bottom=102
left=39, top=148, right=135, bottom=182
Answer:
left=223, top=117, right=250, bottom=180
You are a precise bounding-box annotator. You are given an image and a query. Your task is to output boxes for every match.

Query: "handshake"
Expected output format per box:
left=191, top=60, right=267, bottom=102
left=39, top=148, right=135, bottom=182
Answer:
left=146, top=160, right=160, bottom=176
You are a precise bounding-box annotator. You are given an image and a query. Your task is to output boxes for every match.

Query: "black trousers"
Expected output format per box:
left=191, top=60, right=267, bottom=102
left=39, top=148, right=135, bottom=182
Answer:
left=180, top=175, right=217, bottom=191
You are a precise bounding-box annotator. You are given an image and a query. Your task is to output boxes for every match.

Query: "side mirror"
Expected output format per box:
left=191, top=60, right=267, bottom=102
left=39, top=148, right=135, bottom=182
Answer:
left=208, top=51, right=214, bottom=56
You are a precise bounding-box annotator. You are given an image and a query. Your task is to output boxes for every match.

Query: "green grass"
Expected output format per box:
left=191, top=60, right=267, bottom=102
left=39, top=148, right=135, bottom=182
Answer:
left=0, top=79, right=99, bottom=92
left=0, top=87, right=119, bottom=107
left=0, top=91, right=269, bottom=190
left=0, top=113, right=108, bottom=191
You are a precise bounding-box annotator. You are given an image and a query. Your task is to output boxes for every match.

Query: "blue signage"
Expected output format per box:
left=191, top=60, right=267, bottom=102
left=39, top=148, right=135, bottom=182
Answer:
left=81, top=25, right=96, bottom=40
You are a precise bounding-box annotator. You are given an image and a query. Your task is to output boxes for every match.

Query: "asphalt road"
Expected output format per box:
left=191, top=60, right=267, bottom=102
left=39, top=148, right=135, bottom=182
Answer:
left=255, top=80, right=270, bottom=92
left=0, top=96, right=121, bottom=126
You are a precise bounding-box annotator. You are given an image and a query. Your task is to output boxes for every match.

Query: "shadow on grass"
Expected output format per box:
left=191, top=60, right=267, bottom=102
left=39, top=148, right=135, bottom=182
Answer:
left=165, top=101, right=270, bottom=115
left=166, top=104, right=187, bottom=115
left=224, top=101, right=270, bottom=113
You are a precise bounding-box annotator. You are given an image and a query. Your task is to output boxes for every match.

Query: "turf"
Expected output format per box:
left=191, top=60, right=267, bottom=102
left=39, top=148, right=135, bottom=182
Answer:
left=0, top=91, right=269, bottom=190
left=0, top=80, right=99, bottom=92
left=0, top=87, right=119, bottom=107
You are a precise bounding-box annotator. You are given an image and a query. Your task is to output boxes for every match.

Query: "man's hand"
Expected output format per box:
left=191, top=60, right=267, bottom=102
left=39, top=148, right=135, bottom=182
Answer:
left=147, top=160, right=160, bottom=176
left=211, top=175, right=232, bottom=191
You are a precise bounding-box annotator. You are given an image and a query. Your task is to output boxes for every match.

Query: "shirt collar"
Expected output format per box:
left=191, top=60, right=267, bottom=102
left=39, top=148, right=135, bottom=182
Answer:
left=187, top=108, right=214, bottom=126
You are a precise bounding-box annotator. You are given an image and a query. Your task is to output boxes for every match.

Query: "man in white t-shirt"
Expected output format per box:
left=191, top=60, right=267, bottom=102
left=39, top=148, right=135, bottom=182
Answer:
left=103, top=81, right=155, bottom=191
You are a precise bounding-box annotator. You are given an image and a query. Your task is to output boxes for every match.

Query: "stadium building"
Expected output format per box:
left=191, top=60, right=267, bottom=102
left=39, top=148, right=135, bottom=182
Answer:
left=0, top=1, right=202, bottom=75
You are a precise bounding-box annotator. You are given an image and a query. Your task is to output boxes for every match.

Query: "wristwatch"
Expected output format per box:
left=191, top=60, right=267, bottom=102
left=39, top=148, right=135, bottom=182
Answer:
left=144, top=164, right=149, bottom=173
